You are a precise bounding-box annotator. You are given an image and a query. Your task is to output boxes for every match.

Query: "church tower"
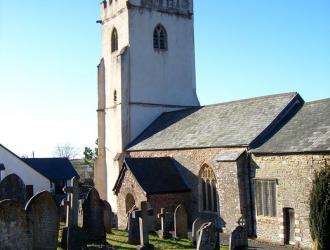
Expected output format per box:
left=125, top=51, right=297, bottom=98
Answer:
left=95, top=0, right=199, bottom=211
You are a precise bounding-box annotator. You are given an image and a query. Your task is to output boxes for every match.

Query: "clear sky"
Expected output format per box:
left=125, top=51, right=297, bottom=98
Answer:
left=0, top=0, right=329, bottom=157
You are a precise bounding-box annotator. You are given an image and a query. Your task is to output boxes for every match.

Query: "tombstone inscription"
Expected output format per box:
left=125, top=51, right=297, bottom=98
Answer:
left=0, top=199, right=33, bottom=250
left=25, top=191, right=59, bottom=250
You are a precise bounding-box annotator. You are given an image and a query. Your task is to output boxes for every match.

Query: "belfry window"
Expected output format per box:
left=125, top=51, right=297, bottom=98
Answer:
left=153, top=24, right=167, bottom=50
left=199, top=164, right=218, bottom=212
left=111, top=28, right=118, bottom=52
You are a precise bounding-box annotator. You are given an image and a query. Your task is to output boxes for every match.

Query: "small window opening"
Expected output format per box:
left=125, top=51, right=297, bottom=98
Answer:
left=113, top=90, right=117, bottom=102
left=111, top=28, right=118, bottom=52
left=153, top=25, right=167, bottom=50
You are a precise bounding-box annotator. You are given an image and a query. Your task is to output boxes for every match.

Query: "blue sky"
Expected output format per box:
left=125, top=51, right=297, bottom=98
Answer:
left=0, top=0, right=329, bottom=157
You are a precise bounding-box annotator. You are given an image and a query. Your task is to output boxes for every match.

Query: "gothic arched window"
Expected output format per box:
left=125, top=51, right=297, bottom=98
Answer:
left=153, top=24, right=167, bottom=50
left=111, top=28, right=118, bottom=52
left=199, top=164, right=218, bottom=212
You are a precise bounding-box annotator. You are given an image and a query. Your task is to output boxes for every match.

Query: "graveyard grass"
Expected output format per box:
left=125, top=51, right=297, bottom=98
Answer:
left=57, top=227, right=228, bottom=250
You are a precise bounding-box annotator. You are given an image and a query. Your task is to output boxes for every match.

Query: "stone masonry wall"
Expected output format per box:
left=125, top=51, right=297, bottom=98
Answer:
left=251, top=153, right=330, bottom=249
left=148, top=192, right=191, bottom=230
left=116, top=169, right=147, bottom=228
left=128, top=148, right=251, bottom=234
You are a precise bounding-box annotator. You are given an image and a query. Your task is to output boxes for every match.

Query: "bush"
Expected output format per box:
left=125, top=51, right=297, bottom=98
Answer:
left=309, top=165, right=330, bottom=250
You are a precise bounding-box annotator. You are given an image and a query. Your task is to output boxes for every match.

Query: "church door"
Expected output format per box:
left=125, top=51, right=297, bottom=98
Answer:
left=283, top=208, right=295, bottom=245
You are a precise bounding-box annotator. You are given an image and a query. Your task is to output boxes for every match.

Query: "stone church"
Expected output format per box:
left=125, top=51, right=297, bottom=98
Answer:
left=94, top=0, right=330, bottom=249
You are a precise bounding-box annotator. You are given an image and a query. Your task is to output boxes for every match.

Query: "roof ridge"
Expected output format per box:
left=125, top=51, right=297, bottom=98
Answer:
left=203, top=92, right=298, bottom=108
left=305, top=98, right=330, bottom=105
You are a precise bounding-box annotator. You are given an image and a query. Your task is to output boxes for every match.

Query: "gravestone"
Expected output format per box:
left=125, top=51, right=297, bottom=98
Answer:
left=128, top=206, right=140, bottom=244
left=192, top=217, right=208, bottom=245
left=82, top=188, right=106, bottom=243
left=25, top=191, right=59, bottom=250
left=196, top=222, right=218, bottom=250
left=229, top=226, right=248, bottom=250
left=61, top=177, right=87, bottom=250
left=103, top=199, right=112, bottom=233
left=0, top=173, right=26, bottom=206
left=174, top=204, right=188, bottom=238
left=157, top=208, right=171, bottom=239
left=0, top=199, right=33, bottom=250
left=78, top=199, right=84, bottom=227
left=132, top=201, right=155, bottom=250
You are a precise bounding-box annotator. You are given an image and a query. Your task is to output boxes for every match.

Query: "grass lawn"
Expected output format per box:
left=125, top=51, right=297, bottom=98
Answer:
left=58, top=228, right=228, bottom=250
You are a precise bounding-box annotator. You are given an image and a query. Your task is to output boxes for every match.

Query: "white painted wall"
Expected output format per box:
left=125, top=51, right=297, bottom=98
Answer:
left=96, top=0, right=199, bottom=211
left=0, top=145, right=50, bottom=195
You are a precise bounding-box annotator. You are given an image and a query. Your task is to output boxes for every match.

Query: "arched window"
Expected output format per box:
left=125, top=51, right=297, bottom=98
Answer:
left=199, top=164, right=218, bottom=212
left=111, top=28, right=118, bottom=52
left=125, top=193, right=135, bottom=213
left=153, top=24, right=167, bottom=50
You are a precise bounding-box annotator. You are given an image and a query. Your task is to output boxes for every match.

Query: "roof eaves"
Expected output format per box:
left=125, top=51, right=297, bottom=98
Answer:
left=0, top=144, right=50, bottom=181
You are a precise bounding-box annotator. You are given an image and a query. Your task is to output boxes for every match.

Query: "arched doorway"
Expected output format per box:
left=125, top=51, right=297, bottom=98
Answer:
left=125, top=193, right=135, bottom=213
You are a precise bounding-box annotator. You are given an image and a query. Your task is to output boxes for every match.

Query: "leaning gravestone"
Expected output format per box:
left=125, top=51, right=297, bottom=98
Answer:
left=174, top=204, right=188, bottom=238
left=229, top=225, right=248, bottom=250
left=128, top=206, right=140, bottom=244
left=0, top=199, right=33, bottom=250
left=25, top=191, right=59, bottom=250
left=82, top=188, right=106, bottom=243
left=0, top=173, right=26, bottom=206
left=192, top=217, right=208, bottom=245
left=102, top=199, right=112, bottom=234
left=196, top=222, right=218, bottom=250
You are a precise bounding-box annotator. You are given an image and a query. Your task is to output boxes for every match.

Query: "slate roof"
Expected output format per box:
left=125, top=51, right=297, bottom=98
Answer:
left=22, top=158, right=79, bottom=181
left=127, top=93, right=302, bottom=151
left=252, top=99, right=330, bottom=154
left=215, top=150, right=245, bottom=162
left=113, top=157, right=190, bottom=195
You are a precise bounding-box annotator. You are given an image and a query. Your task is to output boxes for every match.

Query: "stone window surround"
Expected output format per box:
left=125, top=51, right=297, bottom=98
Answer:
left=153, top=24, right=168, bottom=51
left=111, top=27, right=118, bottom=53
left=254, top=178, right=278, bottom=218
left=198, top=163, right=218, bottom=214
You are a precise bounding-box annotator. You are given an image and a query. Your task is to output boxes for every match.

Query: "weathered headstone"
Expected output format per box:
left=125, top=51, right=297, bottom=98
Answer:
left=132, top=201, right=155, bottom=250
left=196, top=222, right=218, bottom=250
left=102, top=199, right=112, bottom=233
left=174, top=204, right=188, bottom=238
left=229, top=226, right=248, bottom=250
left=82, top=188, right=106, bottom=243
left=157, top=208, right=171, bottom=239
left=192, top=217, right=208, bottom=245
left=61, top=177, right=87, bottom=250
left=25, top=191, right=59, bottom=250
left=0, top=174, right=26, bottom=206
left=78, top=199, right=84, bottom=227
left=0, top=199, right=32, bottom=250
left=128, top=206, right=140, bottom=244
